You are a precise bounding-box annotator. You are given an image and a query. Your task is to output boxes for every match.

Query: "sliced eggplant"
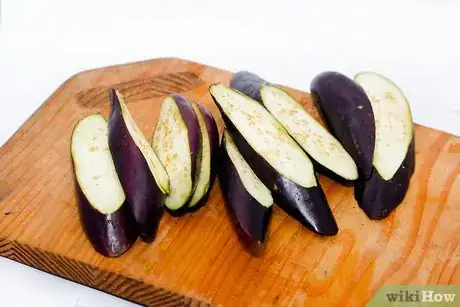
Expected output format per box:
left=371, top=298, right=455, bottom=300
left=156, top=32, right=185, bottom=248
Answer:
left=209, top=83, right=338, bottom=236
left=229, top=71, right=358, bottom=182
left=310, top=71, right=375, bottom=179
left=152, top=94, right=201, bottom=212
left=353, top=72, right=415, bottom=219
left=220, top=130, right=273, bottom=243
left=188, top=103, right=219, bottom=209
left=108, top=89, right=170, bottom=242
left=260, top=85, right=358, bottom=182
left=71, top=114, right=138, bottom=257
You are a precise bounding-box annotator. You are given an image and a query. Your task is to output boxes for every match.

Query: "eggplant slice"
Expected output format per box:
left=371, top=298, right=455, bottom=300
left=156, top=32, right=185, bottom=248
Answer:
left=152, top=94, right=201, bottom=212
left=260, top=85, right=358, bottom=181
left=311, top=71, right=375, bottom=179
left=108, top=89, right=170, bottom=242
left=209, top=83, right=338, bottom=236
left=220, top=130, right=273, bottom=243
left=230, top=70, right=358, bottom=182
left=71, top=114, right=138, bottom=257
left=188, top=103, right=219, bottom=208
left=353, top=72, right=415, bottom=219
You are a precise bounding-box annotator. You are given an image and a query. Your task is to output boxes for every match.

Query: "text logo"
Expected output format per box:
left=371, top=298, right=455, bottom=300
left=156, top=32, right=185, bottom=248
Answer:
left=368, top=285, right=460, bottom=306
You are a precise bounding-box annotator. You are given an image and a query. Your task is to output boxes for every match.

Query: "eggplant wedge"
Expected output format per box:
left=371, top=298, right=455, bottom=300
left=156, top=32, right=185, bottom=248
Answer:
left=220, top=130, right=273, bottom=243
left=188, top=103, right=219, bottom=209
left=353, top=72, right=415, bottom=219
left=230, top=71, right=358, bottom=182
left=108, top=89, right=170, bottom=242
left=152, top=94, right=202, bottom=212
left=310, top=71, right=375, bottom=179
left=209, top=83, right=338, bottom=236
left=71, top=114, right=138, bottom=257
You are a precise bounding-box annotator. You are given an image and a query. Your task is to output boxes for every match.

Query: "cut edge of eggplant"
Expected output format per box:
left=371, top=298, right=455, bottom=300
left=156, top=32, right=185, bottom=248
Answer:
left=209, top=83, right=317, bottom=189
left=71, top=114, right=138, bottom=257
left=353, top=71, right=415, bottom=219
left=260, top=84, right=359, bottom=181
left=112, top=90, right=170, bottom=194
left=71, top=114, right=126, bottom=214
left=223, top=130, right=273, bottom=208
left=188, top=103, right=218, bottom=208
left=109, top=89, right=168, bottom=242
left=210, top=83, right=338, bottom=236
left=220, top=130, right=273, bottom=245
left=152, top=95, right=201, bottom=211
left=354, top=71, right=414, bottom=180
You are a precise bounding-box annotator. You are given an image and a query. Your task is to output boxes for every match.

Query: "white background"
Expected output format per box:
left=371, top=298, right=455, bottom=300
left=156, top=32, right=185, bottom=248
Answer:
left=1, top=1, right=459, bottom=306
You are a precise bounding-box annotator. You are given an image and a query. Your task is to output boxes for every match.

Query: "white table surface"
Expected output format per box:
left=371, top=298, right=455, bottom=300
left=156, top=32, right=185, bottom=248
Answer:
left=1, top=1, right=459, bottom=306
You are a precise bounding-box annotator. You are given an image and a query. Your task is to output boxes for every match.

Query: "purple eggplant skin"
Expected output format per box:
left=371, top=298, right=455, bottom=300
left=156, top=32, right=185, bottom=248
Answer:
left=230, top=71, right=269, bottom=103
left=218, top=132, right=273, bottom=244
left=171, top=94, right=202, bottom=187
left=108, top=89, right=166, bottom=242
left=187, top=104, right=220, bottom=212
left=75, top=180, right=138, bottom=257
left=211, top=95, right=338, bottom=236
left=354, top=138, right=415, bottom=219
left=310, top=71, right=375, bottom=180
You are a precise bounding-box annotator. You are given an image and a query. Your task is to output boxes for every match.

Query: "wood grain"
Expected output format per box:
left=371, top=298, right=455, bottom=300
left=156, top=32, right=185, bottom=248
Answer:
left=0, top=237, right=210, bottom=306
left=0, top=57, right=459, bottom=307
left=77, top=71, right=203, bottom=108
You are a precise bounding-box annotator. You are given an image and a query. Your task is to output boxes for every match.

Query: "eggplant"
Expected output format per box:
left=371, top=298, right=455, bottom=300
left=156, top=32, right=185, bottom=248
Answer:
left=310, top=71, right=375, bottom=179
left=219, top=130, right=273, bottom=243
left=230, top=70, right=270, bottom=103
left=230, top=71, right=358, bottom=183
left=152, top=94, right=201, bottom=212
left=353, top=72, right=415, bottom=219
left=108, top=89, right=170, bottom=242
left=71, top=114, right=138, bottom=257
left=209, top=83, right=338, bottom=236
left=188, top=103, right=219, bottom=209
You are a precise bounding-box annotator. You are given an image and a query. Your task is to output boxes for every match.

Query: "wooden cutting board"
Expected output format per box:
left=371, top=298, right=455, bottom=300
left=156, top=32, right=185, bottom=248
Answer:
left=0, top=58, right=459, bottom=307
